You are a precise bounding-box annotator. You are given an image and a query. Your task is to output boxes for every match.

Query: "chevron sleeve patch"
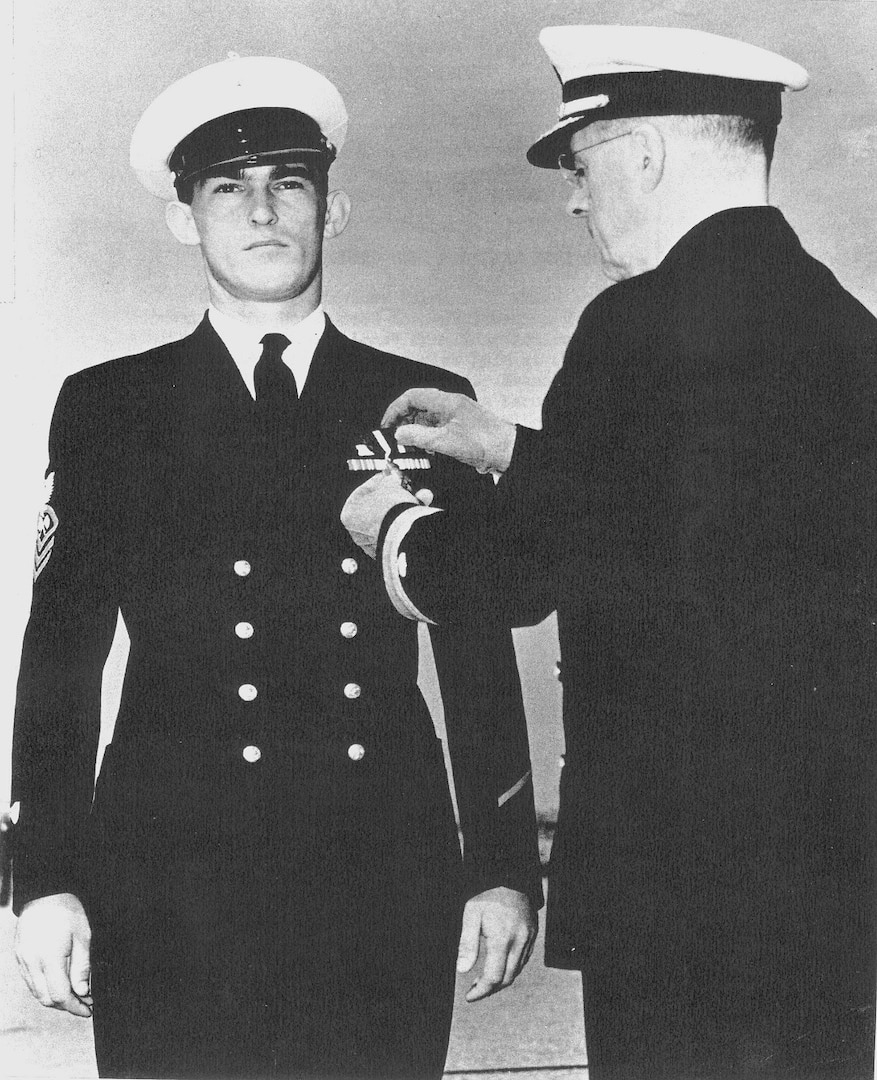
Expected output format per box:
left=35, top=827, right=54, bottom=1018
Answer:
left=33, top=472, right=58, bottom=582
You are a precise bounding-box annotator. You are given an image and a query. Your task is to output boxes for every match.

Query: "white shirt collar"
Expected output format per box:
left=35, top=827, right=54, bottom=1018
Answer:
left=208, top=305, right=327, bottom=399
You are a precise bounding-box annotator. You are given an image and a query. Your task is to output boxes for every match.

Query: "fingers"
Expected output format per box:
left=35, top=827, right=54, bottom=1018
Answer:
left=43, top=959, right=92, bottom=1017
left=381, top=387, right=454, bottom=430
left=393, top=424, right=449, bottom=453
left=17, top=943, right=92, bottom=1017
left=341, top=470, right=420, bottom=559
left=354, top=470, right=404, bottom=495
left=456, top=902, right=481, bottom=975
left=464, top=923, right=535, bottom=1002
left=14, top=893, right=93, bottom=1018
left=465, top=928, right=511, bottom=1002
left=380, top=390, right=417, bottom=430
left=504, top=919, right=537, bottom=985
left=15, top=945, right=40, bottom=1002
left=368, top=469, right=412, bottom=498
left=460, top=889, right=539, bottom=1003
left=521, top=924, right=537, bottom=970
left=70, top=934, right=93, bottom=1002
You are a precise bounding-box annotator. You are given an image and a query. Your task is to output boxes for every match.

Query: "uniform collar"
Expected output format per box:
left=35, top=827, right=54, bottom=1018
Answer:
left=207, top=304, right=327, bottom=399
left=659, top=206, right=792, bottom=271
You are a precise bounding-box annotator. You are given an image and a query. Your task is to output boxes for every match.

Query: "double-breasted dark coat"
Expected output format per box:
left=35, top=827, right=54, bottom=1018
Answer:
left=396, top=208, right=877, bottom=1079
left=11, top=316, right=541, bottom=1079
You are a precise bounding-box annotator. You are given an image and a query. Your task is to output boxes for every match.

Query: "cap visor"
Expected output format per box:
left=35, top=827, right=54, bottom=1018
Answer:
left=526, top=114, right=591, bottom=168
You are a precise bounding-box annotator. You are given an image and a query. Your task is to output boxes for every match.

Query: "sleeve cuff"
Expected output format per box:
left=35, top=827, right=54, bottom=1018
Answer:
left=381, top=504, right=444, bottom=623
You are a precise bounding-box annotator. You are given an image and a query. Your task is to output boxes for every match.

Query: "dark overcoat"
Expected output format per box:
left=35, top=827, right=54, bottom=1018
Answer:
left=399, top=208, right=877, bottom=1078
left=11, top=316, right=541, bottom=1080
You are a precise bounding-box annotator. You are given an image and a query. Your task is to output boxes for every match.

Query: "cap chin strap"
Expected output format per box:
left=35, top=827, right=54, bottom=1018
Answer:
left=169, top=106, right=334, bottom=187
left=177, top=146, right=334, bottom=188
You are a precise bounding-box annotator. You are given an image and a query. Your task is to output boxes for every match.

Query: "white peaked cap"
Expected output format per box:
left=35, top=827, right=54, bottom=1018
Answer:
left=130, top=55, right=348, bottom=199
left=528, top=25, right=809, bottom=167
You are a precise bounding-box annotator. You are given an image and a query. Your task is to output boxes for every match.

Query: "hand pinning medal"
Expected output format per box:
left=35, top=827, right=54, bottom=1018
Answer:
left=347, top=428, right=431, bottom=478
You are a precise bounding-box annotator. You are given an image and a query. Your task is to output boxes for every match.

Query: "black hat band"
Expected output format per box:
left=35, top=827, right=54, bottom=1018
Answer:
left=561, top=69, right=783, bottom=127
left=169, top=107, right=335, bottom=184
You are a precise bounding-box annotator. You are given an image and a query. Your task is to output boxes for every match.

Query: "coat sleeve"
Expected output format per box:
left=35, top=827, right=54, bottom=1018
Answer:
left=430, top=615, right=543, bottom=908
left=377, top=319, right=601, bottom=906
left=386, top=313, right=596, bottom=629
left=419, top=374, right=544, bottom=909
left=11, top=372, right=121, bottom=912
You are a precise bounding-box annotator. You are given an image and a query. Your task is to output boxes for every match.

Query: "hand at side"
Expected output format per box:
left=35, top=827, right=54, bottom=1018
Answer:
left=457, top=886, right=538, bottom=1002
left=15, top=892, right=93, bottom=1017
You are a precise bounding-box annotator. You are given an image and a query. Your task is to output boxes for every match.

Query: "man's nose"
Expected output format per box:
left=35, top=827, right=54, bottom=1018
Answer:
left=249, top=188, right=278, bottom=225
left=565, top=184, right=589, bottom=218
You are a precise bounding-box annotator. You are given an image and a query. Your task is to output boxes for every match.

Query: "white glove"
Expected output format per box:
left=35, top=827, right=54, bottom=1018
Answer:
left=341, top=469, right=420, bottom=559
left=382, top=389, right=517, bottom=475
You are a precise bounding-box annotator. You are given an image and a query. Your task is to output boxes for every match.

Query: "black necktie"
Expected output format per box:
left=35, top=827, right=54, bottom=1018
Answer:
left=254, top=334, right=297, bottom=473
left=254, top=333, right=297, bottom=414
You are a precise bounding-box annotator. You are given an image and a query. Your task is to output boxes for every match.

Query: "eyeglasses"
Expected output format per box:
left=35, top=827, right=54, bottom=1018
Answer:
left=557, top=131, right=633, bottom=188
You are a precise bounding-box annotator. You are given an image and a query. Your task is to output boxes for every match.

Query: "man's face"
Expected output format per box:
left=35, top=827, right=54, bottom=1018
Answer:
left=179, top=162, right=329, bottom=304
left=564, top=124, right=644, bottom=282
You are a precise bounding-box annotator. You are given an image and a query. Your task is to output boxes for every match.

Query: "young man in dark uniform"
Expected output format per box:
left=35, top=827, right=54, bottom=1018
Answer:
left=344, top=26, right=877, bottom=1080
left=11, top=55, right=540, bottom=1080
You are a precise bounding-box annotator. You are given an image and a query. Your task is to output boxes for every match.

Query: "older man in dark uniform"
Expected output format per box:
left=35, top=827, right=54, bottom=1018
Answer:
left=10, top=56, right=540, bottom=1079
left=343, top=26, right=877, bottom=1080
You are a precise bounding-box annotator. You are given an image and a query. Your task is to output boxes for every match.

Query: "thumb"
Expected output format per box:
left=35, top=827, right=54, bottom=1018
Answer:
left=381, top=386, right=450, bottom=429
left=395, top=423, right=448, bottom=453
left=456, top=902, right=482, bottom=974
left=381, top=391, right=417, bottom=430
left=69, top=936, right=91, bottom=998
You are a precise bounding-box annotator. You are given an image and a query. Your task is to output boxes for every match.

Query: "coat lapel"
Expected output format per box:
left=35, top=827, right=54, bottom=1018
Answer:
left=168, top=317, right=266, bottom=558
left=294, top=319, right=383, bottom=475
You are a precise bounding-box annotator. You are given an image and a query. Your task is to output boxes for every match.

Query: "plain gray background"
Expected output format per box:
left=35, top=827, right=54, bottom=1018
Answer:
left=2, top=0, right=877, bottom=831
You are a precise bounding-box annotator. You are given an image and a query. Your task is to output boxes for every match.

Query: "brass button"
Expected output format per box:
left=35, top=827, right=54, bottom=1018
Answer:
left=235, top=622, right=254, bottom=639
left=347, top=743, right=365, bottom=761
left=233, top=560, right=252, bottom=577
left=343, top=682, right=361, bottom=700
left=340, top=622, right=358, bottom=639
left=238, top=683, right=258, bottom=701
left=341, top=558, right=358, bottom=575
left=242, top=745, right=262, bottom=763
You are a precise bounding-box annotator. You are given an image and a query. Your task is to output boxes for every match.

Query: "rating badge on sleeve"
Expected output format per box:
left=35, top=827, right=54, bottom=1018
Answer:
left=33, top=472, right=58, bottom=581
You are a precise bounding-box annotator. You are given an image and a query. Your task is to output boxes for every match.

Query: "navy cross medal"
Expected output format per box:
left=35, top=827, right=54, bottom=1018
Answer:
left=348, top=429, right=431, bottom=488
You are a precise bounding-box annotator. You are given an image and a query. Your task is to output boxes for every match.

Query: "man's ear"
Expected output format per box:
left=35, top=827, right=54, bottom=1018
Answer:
left=323, top=189, right=351, bottom=240
left=631, top=122, right=666, bottom=193
left=165, top=200, right=202, bottom=246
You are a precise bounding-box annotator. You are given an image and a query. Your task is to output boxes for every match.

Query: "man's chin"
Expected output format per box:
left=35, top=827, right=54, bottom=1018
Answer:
left=599, top=255, right=632, bottom=283
left=223, top=276, right=317, bottom=304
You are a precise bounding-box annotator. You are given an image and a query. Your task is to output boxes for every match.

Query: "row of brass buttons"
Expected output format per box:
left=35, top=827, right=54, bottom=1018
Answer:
left=240, top=743, right=365, bottom=763
left=234, top=555, right=365, bottom=763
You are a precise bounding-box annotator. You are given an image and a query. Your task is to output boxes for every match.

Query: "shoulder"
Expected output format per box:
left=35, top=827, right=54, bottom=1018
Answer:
left=566, top=274, right=656, bottom=361
left=57, top=326, right=203, bottom=405
left=325, top=322, right=475, bottom=398
left=575, top=260, right=666, bottom=333
left=64, top=330, right=197, bottom=392
left=790, top=248, right=877, bottom=345
left=50, top=328, right=201, bottom=447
